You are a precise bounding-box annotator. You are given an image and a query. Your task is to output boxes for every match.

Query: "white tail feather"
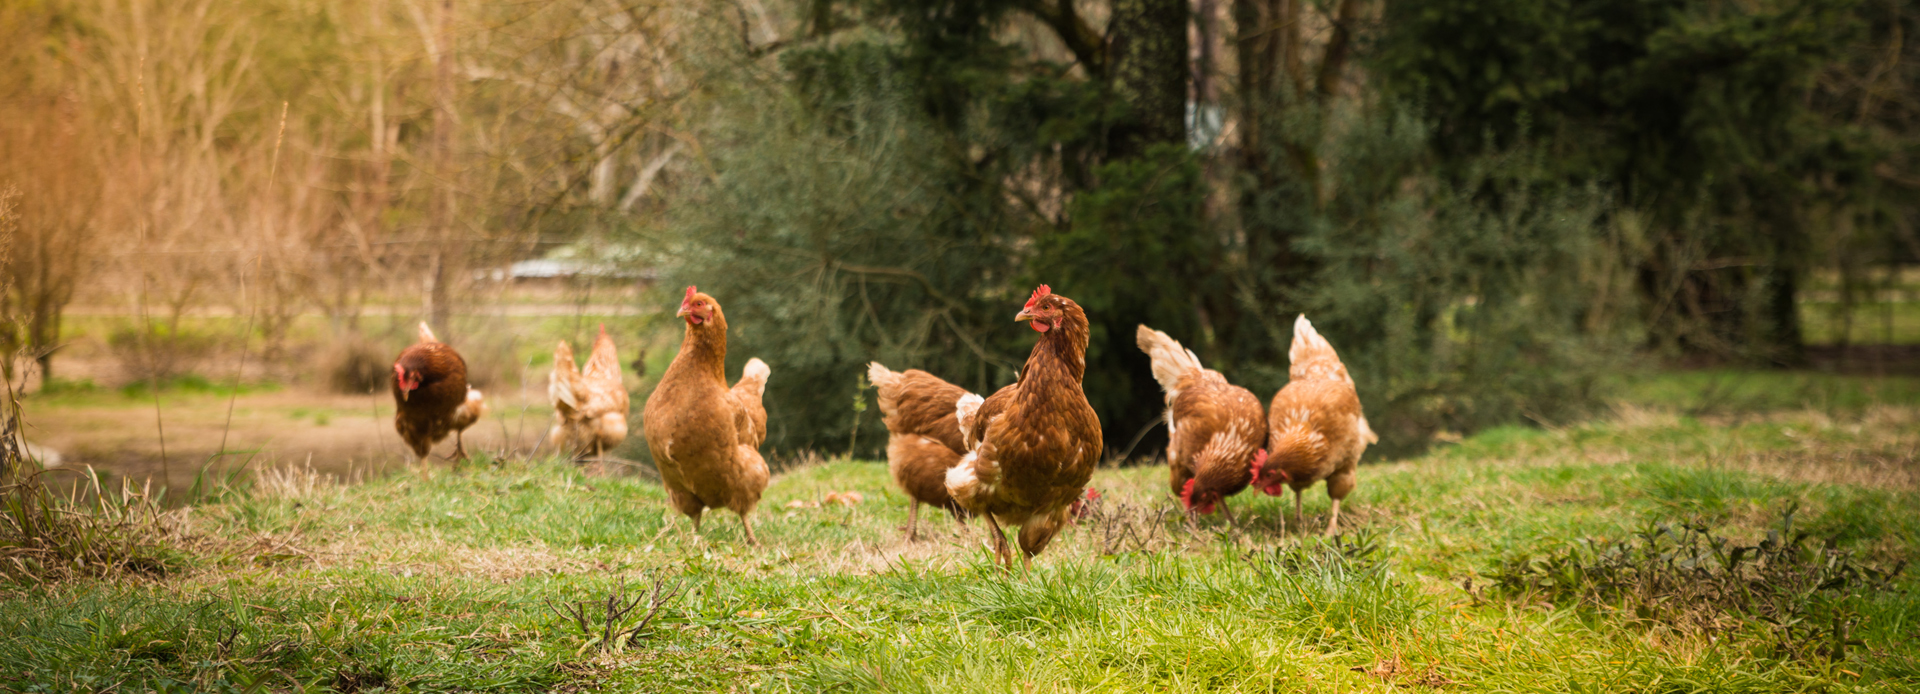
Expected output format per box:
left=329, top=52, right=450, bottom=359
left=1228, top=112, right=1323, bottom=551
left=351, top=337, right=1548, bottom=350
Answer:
left=866, top=362, right=897, bottom=387
left=954, top=392, right=985, bottom=443
left=944, top=451, right=985, bottom=509
left=866, top=362, right=902, bottom=416
left=737, top=358, right=771, bottom=396
left=452, top=388, right=487, bottom=430
left=417, top=322, right=439, bottom=344
left=1136, top=325, right=1204, bottom=396
left=1289, top=314, right=1334, bottom=366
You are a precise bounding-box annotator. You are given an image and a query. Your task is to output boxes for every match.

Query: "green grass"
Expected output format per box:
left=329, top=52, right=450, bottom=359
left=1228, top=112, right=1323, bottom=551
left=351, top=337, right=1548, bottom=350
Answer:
left=4, top=394, right=1917, bottom=692
left=1611, top=368, right=1920, bottom=415
left=1802, top=301, right=1920, bottom=345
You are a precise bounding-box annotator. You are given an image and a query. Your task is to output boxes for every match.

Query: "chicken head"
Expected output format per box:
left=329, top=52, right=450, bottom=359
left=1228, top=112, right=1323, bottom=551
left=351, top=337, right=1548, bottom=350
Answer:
left=676, top=286, right=718, bottom=325
left=1014, top=284, right=1062, bottom=332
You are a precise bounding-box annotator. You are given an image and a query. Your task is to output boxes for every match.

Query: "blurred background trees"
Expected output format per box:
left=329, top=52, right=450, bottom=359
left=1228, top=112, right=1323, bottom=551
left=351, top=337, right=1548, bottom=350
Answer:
left=0, top=0, right=1913, bottom=459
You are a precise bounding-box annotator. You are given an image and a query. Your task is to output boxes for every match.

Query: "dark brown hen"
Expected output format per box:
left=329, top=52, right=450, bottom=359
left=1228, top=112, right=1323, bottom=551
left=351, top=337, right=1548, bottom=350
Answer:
left=392, top=322, right=486, bottom=463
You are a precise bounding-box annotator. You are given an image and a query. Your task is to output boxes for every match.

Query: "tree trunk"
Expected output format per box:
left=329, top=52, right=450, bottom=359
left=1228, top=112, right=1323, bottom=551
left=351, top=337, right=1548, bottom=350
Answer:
left=1763, top=264, right=1805, bottom=367
left=1107, top=0, right=1189, bottom=159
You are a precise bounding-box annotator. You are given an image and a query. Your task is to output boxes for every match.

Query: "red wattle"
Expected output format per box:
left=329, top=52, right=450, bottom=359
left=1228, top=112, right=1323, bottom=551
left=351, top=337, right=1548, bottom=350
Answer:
left=1031, top=321, right=1050, bottom=333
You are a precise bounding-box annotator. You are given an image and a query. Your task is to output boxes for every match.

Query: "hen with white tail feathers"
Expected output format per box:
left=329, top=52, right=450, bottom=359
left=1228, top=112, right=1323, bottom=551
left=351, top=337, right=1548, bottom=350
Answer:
left=1136, top=325, right=1266, bottom=521
left=1256, top=314, right=1376, bottom=535
left=641, top=287, right=772, bottom=545
left=391, top=322, right=486, bottom=463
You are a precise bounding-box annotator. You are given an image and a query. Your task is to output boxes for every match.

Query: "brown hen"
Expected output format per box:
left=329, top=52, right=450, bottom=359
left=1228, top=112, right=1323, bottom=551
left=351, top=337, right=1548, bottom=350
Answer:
left=549, top=325, right=631, bottom=459
left=867, top=362, right=977, bottom=541
left=1136, top=325, right=1266, bottom=523
left=1255, top=315, right=1378, bottom=535
left=641, top=287, right=771, bottom=545
left=392, top=322, right=487, bottom=463
left=946, top=285, right=1103, bottom=570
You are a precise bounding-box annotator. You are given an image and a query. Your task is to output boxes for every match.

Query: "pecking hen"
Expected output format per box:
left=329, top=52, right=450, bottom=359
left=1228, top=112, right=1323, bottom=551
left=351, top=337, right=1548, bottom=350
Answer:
left=392, top=322, right=487, bottom=463
left=867, top=362, right=976, bottom=541
left=1137, top=325, right=1266, bottom=523
left=548, top=325, right=631, bottom=459
left=946, top=285, right=1103, bottom=570
left=1255, top=315, right=1378, bottom=535
left=641, top=287, right=772, bottom=545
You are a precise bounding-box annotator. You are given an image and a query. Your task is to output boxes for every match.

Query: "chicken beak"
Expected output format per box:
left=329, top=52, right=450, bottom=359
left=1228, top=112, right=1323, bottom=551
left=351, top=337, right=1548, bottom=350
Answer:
left=1014, top=308, right=1036, bottom=322
left=675, top=304, right=691, bottom=319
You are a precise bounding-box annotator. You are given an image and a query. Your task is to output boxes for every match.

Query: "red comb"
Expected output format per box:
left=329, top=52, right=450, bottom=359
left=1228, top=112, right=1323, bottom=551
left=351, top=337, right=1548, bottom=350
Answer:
left=1024, top=284, right=1052, bottom=308
left=684, top=286, right=697, bottom=301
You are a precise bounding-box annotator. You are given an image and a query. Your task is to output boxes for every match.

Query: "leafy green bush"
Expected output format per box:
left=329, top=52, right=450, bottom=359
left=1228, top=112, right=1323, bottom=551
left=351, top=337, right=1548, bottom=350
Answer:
left=1231, top=101, right=1633, bottom=454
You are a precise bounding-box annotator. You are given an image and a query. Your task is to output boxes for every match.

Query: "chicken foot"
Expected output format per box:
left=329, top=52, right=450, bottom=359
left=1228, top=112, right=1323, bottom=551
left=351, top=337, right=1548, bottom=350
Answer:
left=445, top=432, right=471, bottom=462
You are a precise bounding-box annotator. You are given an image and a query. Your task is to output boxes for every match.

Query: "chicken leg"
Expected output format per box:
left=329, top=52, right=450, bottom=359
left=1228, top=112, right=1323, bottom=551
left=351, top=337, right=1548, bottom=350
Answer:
left=740, top=514, right=760, bottom=547
left=905, top=501, right=921, bottom=542
left=450, top=432, right=471, bottom=462
left=982, top=514, right=1013, bottom=571
left=1326, top=499, right=1342, bottom=536
left=1219, top=498, right=1238, bottom=528
left=1293, top=488, right=1305, bottom=534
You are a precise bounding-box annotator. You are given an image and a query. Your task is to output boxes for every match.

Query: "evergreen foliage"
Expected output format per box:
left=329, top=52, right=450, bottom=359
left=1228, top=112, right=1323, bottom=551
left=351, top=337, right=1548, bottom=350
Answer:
left=667, top=43, right=1023, bottom=454
left=658, top=0, right=1917, bottom=458
left=1375, top=0, right=1882, bottom=363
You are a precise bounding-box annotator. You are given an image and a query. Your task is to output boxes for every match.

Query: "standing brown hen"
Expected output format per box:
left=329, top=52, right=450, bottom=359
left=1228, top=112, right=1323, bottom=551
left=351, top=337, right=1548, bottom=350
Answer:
left=392, top=322, right=487, bottom=463
left=946, top=285, right=1102, bottom=570
left=548, top=325, right=631, bottom=459
left=1136, top=325, right=1266, bottom=523
left=642, top=287, right=771, bottom=545
left=1255, top=315, right=1378, bottom=535
left=867, top=362, right=977, bottom=541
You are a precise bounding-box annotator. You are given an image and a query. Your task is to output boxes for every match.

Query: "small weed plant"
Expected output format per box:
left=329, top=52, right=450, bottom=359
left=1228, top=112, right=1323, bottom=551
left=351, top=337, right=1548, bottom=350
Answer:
left=1491, top=505, right=1906, bottom=660
left=0, top=468, right=189, bottom=583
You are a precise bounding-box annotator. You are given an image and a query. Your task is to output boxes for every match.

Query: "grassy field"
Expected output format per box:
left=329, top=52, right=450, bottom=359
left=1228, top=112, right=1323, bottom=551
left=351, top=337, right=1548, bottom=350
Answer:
left=2, top=372, right=1917, bottom=693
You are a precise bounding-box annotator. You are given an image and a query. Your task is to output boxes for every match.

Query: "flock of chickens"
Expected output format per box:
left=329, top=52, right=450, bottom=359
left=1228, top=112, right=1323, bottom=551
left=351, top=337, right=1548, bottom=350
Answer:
left=387, top=284, right=1374, bottom=570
